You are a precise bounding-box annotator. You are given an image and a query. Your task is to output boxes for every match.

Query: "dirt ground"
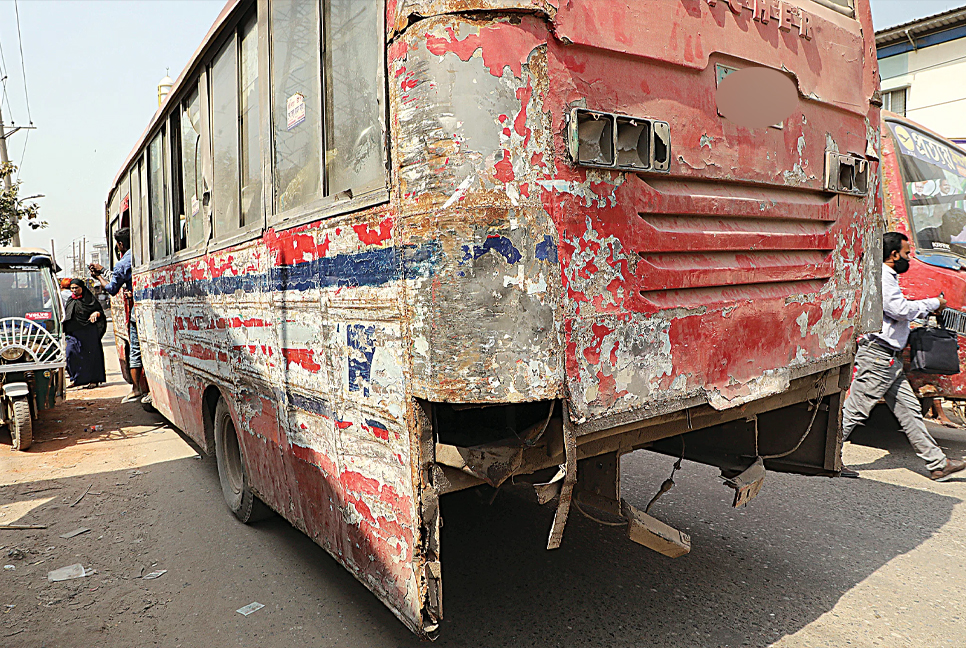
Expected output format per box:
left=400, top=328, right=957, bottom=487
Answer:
left=1, top=327, right=965, bottom=647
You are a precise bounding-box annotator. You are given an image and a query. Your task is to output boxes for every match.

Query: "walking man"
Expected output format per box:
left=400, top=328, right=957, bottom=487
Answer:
left=90, top=228, right=145, bottom=404
left=841, top=232, right=966, bottom=481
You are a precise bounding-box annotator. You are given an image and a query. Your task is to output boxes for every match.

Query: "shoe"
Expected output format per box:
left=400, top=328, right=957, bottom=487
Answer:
left=930, top=458, right=966, bottom=482
left=120, top=391, right=142, bottom=404
left=839, top=466, right=860, bottom=478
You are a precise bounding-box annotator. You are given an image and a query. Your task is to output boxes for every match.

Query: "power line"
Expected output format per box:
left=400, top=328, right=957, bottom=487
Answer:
left=13, top=0, right=31, bottom=124
left=0, top=31, right=14, bottom=121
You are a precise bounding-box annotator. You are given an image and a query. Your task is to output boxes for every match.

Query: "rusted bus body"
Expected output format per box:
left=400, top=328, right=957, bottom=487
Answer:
left=104, top=0, right=880, bottom=637
left=881, top=113, right=966, bottom=401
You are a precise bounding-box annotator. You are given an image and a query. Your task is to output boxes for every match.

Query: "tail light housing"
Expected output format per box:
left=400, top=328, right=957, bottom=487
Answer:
left=567, top=108, right=670, bottom=173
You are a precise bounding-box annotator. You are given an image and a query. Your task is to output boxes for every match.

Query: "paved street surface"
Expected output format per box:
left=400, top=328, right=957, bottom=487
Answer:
left=1, top=331, right=965, bottom=647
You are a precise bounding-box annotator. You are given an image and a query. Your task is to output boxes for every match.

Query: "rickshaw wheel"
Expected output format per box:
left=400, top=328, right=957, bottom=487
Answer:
left=11, top=397, right=32, bottom=451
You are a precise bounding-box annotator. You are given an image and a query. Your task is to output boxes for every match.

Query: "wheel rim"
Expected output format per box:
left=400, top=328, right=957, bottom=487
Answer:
left=223, top=417, right=244, bottom=495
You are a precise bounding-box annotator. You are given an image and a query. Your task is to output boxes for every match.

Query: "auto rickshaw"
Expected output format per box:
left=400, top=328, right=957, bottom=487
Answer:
left=0, top=247, right=66, bottom=450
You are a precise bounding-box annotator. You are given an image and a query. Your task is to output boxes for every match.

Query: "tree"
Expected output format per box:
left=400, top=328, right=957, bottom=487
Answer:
left=0, top=162, right=46, bottom=245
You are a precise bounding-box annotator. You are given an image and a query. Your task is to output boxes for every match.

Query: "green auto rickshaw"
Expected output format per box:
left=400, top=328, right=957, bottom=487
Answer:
left=0, top=247, right=66, bottom=450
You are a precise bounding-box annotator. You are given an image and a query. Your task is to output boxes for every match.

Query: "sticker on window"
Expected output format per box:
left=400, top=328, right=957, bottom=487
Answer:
left=25, top=312, right=52, bottom=321
left=287, top=93, right=306, bottom=131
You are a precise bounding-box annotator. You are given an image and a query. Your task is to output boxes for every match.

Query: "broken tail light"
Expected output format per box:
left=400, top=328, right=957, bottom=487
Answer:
left=824, top=152, right=868, bottom=196
left=568, top=108, right=670, bottom=173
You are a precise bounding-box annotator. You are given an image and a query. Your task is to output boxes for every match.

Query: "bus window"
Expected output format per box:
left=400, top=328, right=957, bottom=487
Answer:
left=148, top=129, right=171, bottom=261
left=888, top=122, right=966, bottom=256
left=170, top=111, right=186, bottom=251
left=323, top=0, right=385, bottom=197
left=211, top=34, right=241, bottom=238
left=132, top=159, right=147, bottom=267
left=181, top=88, right=205, bottom=248
left=239, top=14, right=261, bottom=227
left=271, top=0, right=322, bottom=213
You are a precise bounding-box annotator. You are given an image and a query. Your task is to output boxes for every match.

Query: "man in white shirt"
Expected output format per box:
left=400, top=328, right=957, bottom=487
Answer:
left=841, top=232, right=965, bottom=481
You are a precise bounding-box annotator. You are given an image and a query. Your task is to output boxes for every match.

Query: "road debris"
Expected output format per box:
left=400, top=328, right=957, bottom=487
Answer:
left=59, top=528, right=90, bottom=539
left=71, top=483, right=94, bottom=507
left=3, top=565, right=14, bottom=571
left=236, top=602, right=264, bottom=616
left=47, top=564, right=90, bottom=582
left=143, top=569, right=166, bottom=580
left=0, top=524, right=47, bottom=530
left=6, top=548, right=26, bottom=560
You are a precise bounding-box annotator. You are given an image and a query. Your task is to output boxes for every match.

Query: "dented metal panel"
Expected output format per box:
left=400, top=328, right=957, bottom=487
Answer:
left=110, top=0, right=880, bottom=639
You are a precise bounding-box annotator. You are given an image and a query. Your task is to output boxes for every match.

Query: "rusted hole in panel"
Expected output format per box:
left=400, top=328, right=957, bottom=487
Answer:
left=434, top=401, right=553, bottom=447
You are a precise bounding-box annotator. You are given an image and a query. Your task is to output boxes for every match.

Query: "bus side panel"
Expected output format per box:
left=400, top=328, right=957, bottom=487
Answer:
left=391, top=15, right=565, bottom=404
left=134, top=221, right=430, bottom=633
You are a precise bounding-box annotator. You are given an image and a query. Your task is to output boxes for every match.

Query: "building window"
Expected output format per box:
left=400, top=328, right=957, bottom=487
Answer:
left=884, top=88, right=907, bottom=116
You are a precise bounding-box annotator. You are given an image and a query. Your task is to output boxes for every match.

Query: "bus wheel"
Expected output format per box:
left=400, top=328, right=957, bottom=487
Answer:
left=213, top=397, right=271, bottom=523
left=11, top=397, right=32, bottom=451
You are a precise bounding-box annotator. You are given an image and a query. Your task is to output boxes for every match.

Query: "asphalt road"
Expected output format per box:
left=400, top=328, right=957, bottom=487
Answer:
left=1, top=332, right=964, bottom=647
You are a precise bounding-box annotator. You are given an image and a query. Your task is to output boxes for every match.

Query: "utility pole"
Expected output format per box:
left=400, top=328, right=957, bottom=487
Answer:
left=0, top=104, right=16, bottom=247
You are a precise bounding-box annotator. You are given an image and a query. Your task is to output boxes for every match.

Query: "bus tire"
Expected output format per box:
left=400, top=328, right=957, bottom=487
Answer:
left=11, top=397, right=32, bottom=451
left=213, top=397, right=271, bottom=523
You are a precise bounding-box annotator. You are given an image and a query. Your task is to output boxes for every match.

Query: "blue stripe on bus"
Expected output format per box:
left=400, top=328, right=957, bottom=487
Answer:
left=135, top=243, right=439, bottom=301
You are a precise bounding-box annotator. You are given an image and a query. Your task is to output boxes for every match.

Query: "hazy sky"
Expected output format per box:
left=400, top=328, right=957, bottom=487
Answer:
left=1, top=0, right=963, bottom=270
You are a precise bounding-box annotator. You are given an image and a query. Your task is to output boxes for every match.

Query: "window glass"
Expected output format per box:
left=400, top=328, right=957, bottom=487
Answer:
left=240, top=15, right=262, bottom=227
left=170, top=113, right=185, bottom=251
left=212, top=36, right=241, bottom=238
left=108, top=192, right=120, bottom=267
left=138, top=159, right=150, bottom=266
left=324, top=0, right=385, bottom=197
left=131, top=161, right=144, bottom=265
left=885, top=89, right=907, bottom=117
left=148, top=130, right=170, bottom=261
left=0, top=269, right=57, bottom=322
left=181, top=88, right=205, bottom=248
left=272, top=0, right=322, bottom=213
left=888, top=122, right=966, bottom=256
left=211, top=36, right=240, bottom=238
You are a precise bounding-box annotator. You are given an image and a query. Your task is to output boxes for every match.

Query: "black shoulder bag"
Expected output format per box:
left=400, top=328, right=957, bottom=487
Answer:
left=909, top=314, right=960, bottom=375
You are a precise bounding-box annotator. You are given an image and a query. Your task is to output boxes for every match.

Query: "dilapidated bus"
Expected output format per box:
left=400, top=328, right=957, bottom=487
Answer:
left=106, top=0, right=880, bottom=637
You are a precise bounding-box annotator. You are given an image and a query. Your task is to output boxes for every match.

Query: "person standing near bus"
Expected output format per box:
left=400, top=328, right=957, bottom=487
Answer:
left=841, top=232, right=966, bottom=481
left=90, top=228, right=145, bottom=404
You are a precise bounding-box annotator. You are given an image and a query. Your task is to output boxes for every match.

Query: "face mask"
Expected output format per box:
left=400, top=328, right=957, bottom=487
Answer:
left=894, top=256, right=910, bottom=274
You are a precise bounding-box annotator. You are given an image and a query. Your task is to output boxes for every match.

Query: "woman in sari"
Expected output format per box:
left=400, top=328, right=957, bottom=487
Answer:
left=64, top=278, right=107, bottom=388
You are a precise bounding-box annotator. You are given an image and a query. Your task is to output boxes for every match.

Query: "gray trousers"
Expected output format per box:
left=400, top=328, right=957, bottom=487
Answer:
left=842, top=343, right=948, bottom=472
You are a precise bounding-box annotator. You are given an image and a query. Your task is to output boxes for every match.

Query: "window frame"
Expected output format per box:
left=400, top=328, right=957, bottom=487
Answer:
left=114, top=0, right=392, bottom=266
left=265, top=0, right=389, bottom=231
left=883, top=87, right=909, bottom=117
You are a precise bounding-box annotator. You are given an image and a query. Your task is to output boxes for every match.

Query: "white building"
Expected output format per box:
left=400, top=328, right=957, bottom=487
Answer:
left=876, top=7, right=966, bottom=146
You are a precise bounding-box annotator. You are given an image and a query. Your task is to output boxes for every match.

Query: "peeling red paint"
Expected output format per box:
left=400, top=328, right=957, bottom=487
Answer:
left=353, top=217, right=394, bottom=246
left=494, top=150, right=514, bottom=183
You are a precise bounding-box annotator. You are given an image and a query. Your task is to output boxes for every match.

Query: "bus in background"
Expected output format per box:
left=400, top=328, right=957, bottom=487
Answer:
left=881, top=112, right=966, bottom=421
left=105, top=0, right=880, bottom=637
